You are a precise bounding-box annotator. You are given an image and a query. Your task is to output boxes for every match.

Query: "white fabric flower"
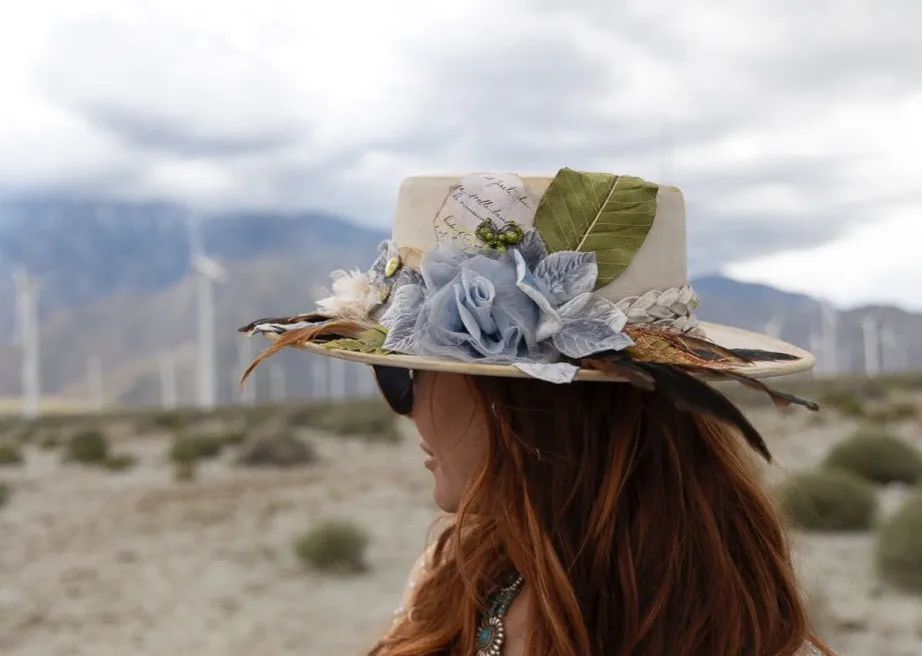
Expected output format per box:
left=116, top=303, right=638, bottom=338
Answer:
left=316, top=268, right=381, bottom=320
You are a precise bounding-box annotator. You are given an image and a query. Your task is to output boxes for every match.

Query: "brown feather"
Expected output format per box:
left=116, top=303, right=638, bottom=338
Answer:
left=579, top=351, right=777, bottom=461
left=624, top=326, right=752, bottom=367
left=580, top=356, right=656, bottom=391
left=681, top=366, right=819, bottom=411
left=239, top=319, right=373, bottom=386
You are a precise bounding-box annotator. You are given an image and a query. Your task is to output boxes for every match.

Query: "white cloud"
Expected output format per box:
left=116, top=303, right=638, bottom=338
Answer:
left=0, top=0, right=920, bottom=308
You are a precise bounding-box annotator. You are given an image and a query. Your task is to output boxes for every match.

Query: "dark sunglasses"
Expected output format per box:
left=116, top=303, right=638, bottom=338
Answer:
left=373, top=365, right=415, bottom=415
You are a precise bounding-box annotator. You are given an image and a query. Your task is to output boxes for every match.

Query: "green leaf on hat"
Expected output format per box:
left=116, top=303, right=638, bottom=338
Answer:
left=533, top=168, right=659, bottom=289
left=322, top=325, right=390, bottom=354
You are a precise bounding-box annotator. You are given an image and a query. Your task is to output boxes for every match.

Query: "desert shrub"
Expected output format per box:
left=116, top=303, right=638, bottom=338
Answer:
left=66, top=429, right=109, bottom=464
left=168, top=435, right=223, bottom=463
left=0, top=443, right=24, bottom=467
left=819, top=390, right=865, bottom=417
left=294, top=400, right=400, bottom=443
left=876, top=488, right=922, bottom=594
left=103, top=453, right=138, bottom=472
left=38, top=433, right=61, bottom=450
left=293, top=519, right=370, bottom=574
left=823, top=430, right=922, bottom=486
left=173, top=459, right=197, bottom=482
left=0, top=482, right=11, bottom=508
left=236, top=430, right=317, bottom=468
left=149, top=410, right=190, bottom=431
left=776, top=469, right=878, bottom=532
left=221, top=429, right=247, bottom=446
left=866, top=402, right=918, bottom=424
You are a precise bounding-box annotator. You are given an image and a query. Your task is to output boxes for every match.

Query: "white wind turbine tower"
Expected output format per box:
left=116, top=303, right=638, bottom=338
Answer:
left=188, top=216, right=227, bottom=410
left=269, top=362, right=286, bottom=402
left=330, top=357, right=347, bottom=400
left=879, top=323, right=900, bottom=373
left=13, top=268, right=41, bottom=419
left=234, top=337, right=256, bottom=405
left=311, top=356, right=329, bottom=400
left=808, top=330, right=823, bottom=378
left=763, top=311, right=786, bottom=340
left=860, top=315, right=881, bottom=377
left=159, top=350, right=177, bottom=410
left=819, top=302, right=840, bottom=376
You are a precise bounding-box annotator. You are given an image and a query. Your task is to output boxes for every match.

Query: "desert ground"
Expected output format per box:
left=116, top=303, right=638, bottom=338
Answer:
left=1, top=377, right=921, bottom=656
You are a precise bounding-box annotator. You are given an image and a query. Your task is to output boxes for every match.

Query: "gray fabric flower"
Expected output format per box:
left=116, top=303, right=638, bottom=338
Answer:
left=382, top=246, right=543, bottom=363
left=512, top=248, right=632, bottom=358
left=380, top=229, right=633, bottom=372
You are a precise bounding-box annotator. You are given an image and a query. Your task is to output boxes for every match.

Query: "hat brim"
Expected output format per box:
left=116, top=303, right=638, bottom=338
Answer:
left=273, top=321, right=814, bottom=382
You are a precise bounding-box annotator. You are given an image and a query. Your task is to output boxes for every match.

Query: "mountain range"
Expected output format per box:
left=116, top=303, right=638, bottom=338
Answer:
left=0, top=196, right=919, bottom=408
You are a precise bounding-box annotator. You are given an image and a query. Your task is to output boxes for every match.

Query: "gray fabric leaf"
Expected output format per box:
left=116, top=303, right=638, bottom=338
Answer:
left=514, top=362, right=581, bottom=384
left=516, top=229, right=549, bottom=270
left=551, top=296, right=633, bottom=359
left=533, top=250, right=597, bottom=306
left=380, top=283, right=424, bottom=354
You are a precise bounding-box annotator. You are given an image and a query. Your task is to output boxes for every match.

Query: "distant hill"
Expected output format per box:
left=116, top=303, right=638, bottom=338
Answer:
left=0, top=196, right=918, bottom=407
left=0, top=195, right=386, bottom=331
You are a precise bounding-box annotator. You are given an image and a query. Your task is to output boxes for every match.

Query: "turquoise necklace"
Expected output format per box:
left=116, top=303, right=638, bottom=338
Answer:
left=474, top=571, right=525, bottom=656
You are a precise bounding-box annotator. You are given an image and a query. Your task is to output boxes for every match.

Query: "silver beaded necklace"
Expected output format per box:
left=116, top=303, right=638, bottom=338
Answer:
left=474, top=572, right=525, bottom=656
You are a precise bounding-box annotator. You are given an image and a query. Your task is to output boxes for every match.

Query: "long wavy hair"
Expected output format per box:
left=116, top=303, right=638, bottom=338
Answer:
left=370, top=374, right=835, bottom=656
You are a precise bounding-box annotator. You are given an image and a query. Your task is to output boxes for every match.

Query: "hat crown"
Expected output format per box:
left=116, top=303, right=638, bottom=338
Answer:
left=391, top=172, right=688, bottom=302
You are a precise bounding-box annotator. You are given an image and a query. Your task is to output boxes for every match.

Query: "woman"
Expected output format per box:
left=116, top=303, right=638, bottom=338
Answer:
left=239, top=169, right=834, bottom=655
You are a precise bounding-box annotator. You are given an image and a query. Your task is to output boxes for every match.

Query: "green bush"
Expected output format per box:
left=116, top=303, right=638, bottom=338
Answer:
left=103, top=453, right=137, bottom=472
left=66, top=429, right=109, bottom=464
left=168, top=435, right=223, bottom=463
left=0, top=482, right=11, bottom=508
left=221, top=429, right=247, bottom=446
left=876, top=488, right=922, bottom=594
left=0, top=443, right=24, bottom=467
left=293, top=519, right=370, bottom=574
left=823, top=430, right=922, bottom=485
left=866, top=402, right=917, bottom=424
left=776, top=469, right=878, bottom=532
left=38, top=433, right=61, bottom=450
left=173, top=460, right=197, bottom=482
left=236, top=431, right=317, bottom=468
left=293, top=401, right=400, bottom=443
left=819, top=390, right=865, bottom=417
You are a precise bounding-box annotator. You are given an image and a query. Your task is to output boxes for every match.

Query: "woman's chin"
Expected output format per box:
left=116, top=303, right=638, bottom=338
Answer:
left=432, top=481, right=461, bottom=513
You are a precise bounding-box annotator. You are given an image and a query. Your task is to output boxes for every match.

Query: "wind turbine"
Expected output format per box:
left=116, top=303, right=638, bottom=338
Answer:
left=269, top=362, right=286, bottom=402
left=159, top=350, right=178, bottom=410
left=879, top=323, right=900, bottom=373
left=13, top=268, right=41, bottom=419
left=860, top=315, right=881, bottom=377
left=763, top=311, right=786, bottom=340
left=234, top=337, right=256, bottom=405
left=330, top=357, right=347, bottom=400
left=819, top=302, right=840, bottom=376
left=188, top=216, right=227, bottom=410
left=311, top=356, right=328, bottom=400
left=808, top=330, right=823, bottom=378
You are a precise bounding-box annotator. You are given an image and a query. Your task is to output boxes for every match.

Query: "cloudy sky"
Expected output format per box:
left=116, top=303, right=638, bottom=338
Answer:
left=1, top=0, right=920, bottom=309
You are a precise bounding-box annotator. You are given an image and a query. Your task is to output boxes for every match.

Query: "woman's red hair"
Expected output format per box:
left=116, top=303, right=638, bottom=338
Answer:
left=371, top=375, right=835, bottom=656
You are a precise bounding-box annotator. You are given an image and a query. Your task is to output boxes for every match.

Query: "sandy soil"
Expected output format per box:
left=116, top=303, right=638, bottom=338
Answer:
left=1, top=410, right=920, bottom=656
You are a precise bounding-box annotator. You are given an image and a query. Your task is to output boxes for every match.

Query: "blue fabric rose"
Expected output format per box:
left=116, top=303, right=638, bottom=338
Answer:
left=380, top=230, right=634, bottom=372
left=382, top=247, right=544, bottom=362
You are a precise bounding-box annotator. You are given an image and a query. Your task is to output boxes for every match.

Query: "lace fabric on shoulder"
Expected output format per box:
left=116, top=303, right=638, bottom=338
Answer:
left=797, top=640, right=821, bottom=655
left=391, top=544, right=435, bottom=627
